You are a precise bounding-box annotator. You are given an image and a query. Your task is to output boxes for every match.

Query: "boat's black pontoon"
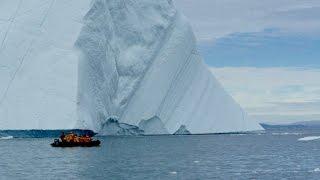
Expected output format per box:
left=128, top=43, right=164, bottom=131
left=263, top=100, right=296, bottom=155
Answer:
left=51, top=139, right=100, bottom=147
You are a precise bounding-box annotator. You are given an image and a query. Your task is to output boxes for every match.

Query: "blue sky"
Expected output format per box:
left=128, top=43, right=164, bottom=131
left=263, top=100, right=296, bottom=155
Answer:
left=198, top=29, right=320, bottom=68
left=175, top=0, right=320, bottom=123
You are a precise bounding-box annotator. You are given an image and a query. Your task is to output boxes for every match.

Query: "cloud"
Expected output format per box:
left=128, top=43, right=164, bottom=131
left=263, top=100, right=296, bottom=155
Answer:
left=174, top=0, right=320, bottom=41
left=210, top=67, right=320, bottom=123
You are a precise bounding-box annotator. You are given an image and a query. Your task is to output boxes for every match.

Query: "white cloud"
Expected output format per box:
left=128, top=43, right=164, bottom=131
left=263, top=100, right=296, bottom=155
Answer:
left=174, top=0, right=320, bottom=41
left=210, top=67, right=320, bottom=123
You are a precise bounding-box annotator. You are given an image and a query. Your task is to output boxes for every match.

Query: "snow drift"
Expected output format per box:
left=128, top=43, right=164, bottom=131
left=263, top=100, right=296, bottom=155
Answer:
left=0, top=0, right=263, bottom=134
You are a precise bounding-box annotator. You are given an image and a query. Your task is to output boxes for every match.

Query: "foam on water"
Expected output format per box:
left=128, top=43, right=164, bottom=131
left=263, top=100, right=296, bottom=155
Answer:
left=298, top=136, right=320, bottom=141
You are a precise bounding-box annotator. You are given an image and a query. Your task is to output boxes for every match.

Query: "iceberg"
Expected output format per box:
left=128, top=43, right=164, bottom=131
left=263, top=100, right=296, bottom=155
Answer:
left=0, top=0, right=263, bottom=134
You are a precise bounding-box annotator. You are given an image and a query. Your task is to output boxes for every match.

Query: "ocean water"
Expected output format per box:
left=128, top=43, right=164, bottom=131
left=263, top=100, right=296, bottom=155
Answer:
left=0, top=130, right=320, bottom=179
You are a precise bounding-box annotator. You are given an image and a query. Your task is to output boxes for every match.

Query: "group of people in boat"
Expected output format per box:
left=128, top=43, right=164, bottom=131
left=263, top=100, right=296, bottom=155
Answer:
left=59, top=132, right=92, bottom=143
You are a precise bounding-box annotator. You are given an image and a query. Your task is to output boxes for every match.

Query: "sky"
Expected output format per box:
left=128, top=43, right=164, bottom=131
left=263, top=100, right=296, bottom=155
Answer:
left=174, top=0, right=320, bottom=124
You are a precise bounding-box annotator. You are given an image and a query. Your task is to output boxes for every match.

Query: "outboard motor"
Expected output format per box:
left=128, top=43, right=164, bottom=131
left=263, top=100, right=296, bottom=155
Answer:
left=54, top=139, right=60, bottom=145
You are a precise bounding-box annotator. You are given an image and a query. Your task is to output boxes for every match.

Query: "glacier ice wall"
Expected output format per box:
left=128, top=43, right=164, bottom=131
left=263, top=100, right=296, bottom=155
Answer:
left=75, top=0, right=263, bottom=134
left=0, top=0, right=263, bottom=133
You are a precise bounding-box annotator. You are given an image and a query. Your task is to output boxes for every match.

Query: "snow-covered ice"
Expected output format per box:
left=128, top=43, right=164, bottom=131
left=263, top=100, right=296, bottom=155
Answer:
left=0, top=0, right=263, bottom=135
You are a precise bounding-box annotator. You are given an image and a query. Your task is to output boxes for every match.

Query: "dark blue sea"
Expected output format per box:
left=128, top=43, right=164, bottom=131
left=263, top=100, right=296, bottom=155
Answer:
left=1, top=129, right=320, bottom=179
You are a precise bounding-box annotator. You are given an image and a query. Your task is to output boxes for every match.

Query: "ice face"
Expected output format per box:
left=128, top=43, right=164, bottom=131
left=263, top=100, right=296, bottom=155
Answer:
left=0, top=0, right=263, bottom=134
left=75, top=0, right=176, bottom=131
left=76, top=0, right=263, bottom=134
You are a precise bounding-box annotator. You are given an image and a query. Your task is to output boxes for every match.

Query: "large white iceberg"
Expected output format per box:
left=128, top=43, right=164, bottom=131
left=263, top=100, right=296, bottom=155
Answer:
left=0, top=0, right=263, bottom=134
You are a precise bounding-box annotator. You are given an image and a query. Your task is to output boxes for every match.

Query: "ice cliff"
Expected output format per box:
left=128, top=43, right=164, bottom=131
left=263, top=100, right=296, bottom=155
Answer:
left=0, top=0, right=263, bottom=134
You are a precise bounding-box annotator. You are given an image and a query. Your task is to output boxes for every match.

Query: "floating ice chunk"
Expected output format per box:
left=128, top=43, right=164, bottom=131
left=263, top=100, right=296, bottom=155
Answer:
left=0, top=136, right=13, bottom=140
left=314, top=168, right=320, bottom=172
left=230, top=133, right=247, bottom=136
left=298, top=136, right=320, bottom=141
left=272, top=132, right=302, bottom=136
left=309, top=168, right=320, bottom=173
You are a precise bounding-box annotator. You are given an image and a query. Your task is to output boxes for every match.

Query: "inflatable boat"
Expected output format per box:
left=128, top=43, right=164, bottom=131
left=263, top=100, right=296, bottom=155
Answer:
left=51, top=139, right=101, bottom=147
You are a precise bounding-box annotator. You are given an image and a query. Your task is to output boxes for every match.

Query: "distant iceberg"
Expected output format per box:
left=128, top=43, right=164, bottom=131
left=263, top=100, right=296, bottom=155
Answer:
left=0, top=0, right=263, bottom=135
